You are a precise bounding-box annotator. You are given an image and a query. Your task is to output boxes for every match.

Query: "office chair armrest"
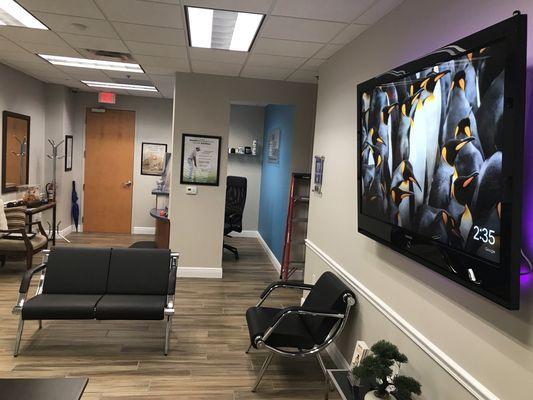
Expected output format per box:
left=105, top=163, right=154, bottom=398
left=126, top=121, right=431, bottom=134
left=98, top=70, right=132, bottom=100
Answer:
left=257, top=281, right=314, bottom=306
left=168, top=252, right=179, bottom=295
left=13, top=262, right=47, bottom=315
left=27, top=221, right=48, bottom=238
left=261, top=306, right=344, bottom=343
left=19, top=263, right=47, bottom=294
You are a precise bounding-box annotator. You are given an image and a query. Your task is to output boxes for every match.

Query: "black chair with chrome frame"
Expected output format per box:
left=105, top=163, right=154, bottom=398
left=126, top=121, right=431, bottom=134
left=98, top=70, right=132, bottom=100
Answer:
left=245, top=271, right=356, bottom=392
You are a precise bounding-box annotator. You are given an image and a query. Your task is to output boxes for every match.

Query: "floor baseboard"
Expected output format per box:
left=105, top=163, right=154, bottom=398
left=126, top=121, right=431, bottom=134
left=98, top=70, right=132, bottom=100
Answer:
left=132, top=226, right=156, bottom=235
left=256, top=233, right=281, bottom=274
left=177, top=266, right=223, bottom=279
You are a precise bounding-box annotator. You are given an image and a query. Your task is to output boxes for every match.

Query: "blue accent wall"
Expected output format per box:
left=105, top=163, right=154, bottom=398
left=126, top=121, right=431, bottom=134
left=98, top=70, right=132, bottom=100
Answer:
left=258, top=105, right=295, bottom=262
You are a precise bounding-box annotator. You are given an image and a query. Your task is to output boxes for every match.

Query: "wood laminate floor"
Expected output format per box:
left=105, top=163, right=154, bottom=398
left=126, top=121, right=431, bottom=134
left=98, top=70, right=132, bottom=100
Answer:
left=0, top=233, right=339, bottom=399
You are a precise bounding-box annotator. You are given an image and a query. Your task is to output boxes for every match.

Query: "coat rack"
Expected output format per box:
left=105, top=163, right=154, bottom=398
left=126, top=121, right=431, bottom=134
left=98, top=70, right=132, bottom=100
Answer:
left=46, top=139, right=70, bottom=243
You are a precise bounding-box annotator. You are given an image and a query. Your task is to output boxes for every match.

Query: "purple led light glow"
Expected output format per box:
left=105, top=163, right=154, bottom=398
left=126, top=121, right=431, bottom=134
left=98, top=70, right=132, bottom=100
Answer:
left=521, top=68, right=533, bottom=287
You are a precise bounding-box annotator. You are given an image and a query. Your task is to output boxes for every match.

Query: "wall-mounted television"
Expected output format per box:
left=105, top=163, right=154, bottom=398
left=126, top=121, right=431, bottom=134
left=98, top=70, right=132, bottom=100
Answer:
left=357, top=14, right=526, bottom=309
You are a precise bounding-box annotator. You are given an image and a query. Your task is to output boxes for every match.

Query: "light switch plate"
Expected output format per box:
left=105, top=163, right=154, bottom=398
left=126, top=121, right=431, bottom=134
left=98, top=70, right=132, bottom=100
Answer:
left=186, top=186, right=197, bottom=195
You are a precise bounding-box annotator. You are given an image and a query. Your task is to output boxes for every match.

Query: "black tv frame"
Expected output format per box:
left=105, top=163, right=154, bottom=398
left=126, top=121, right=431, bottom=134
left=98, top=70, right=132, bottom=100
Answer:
left=356, top=14, right=527, bottom=310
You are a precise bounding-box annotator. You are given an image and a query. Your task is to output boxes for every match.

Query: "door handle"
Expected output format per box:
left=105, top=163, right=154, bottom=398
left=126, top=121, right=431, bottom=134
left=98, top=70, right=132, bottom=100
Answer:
left=123, top=180, right=132, bottom=187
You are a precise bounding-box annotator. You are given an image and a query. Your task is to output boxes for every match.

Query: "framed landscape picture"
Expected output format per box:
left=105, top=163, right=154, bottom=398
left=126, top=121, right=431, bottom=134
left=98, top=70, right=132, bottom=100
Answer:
left=141, top=142, right=167, bottom=176
left=180, top=133, right=221, bottom=186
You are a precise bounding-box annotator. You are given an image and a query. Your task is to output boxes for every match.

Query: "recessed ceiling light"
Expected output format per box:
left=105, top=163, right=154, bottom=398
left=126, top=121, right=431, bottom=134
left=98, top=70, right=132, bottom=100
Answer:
left=39, top=54, right=144, bottom=73
left=0, top=0, right=48, bottom=29
left=82, top=81, right=158, bottom=92
left=185, top=6, right=264, bottom=52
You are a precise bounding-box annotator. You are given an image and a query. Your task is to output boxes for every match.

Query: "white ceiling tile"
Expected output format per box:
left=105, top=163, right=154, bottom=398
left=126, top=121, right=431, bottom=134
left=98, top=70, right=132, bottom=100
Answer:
left=314, top=44, right=343, bottom=59
left=113, top=23, right=186, bottom=46
left=191, top=60, right=242, bottom=76
left=0, top=50, right=43, bottom=63
left=241, top=65, right=294, bottom=80
left=253, top=38, right=322, bottom=58
left=300, top=58, right=325, bottom=71
left=17, top=42, right=82, bottom=57
left=96, top=0, right=182, bottom=29
left=132, top=90, right=162, bottom=98
left=287, top=69, right=318, bottom=83
left=34, top=13, right=119, bottom=39
left=271, top=0, right=375, bottom=23
left=101, top=70, right=144, bottom=80
left=0, top=38, right=24, bottom=52
left=143, top=65, right=185, bottom=75
left=149, top=74, right=176, bottom=98
left=354, top=0, right=404, bottom=25
left=331, top=24, right=369, bottom=45
left=0, top=27, right=66, bottom=45
left=261, top=16, right=346, bottom=43
left=58, top=33, right=129, bottom=53
left=189, top=48, right=247, bottom=64
left=126, top=41, right=187, bottom=58
left=4, top=59, right=60, bottom=74
left=246, top=53, right=306, bottom=69
left=18, top=0, right=105, bottom=19
left=134, top=54, right=189, bottom=71
left=185, top=0, right=274, bottom=14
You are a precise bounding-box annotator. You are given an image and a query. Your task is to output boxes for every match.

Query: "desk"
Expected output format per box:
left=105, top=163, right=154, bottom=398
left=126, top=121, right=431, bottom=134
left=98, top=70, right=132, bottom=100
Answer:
left=0, top=378, right=88, bottom=400
left=26, top=202, right=56, bottom=246
left=150, top=208, right=170, bottom=249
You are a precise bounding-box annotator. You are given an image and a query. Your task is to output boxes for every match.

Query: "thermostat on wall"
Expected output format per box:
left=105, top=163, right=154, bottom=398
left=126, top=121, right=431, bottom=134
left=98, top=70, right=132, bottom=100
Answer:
left=186, top=186, right=197, bottom=195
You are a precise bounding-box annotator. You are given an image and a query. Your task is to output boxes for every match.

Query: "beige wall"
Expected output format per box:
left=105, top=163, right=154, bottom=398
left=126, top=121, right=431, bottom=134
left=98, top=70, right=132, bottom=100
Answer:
left=305, top=0, right=533, bottom=399
left=169, top=72, right=316, bottom=271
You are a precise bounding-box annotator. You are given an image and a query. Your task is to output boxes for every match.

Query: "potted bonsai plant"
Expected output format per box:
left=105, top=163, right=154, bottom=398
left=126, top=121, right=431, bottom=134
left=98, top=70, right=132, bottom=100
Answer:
left=352, top=340, right=421, bottom=400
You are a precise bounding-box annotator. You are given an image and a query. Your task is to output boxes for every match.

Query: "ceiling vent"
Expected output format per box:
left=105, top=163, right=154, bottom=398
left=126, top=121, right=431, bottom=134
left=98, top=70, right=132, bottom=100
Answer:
left=78, top=49, right=137, bottom=63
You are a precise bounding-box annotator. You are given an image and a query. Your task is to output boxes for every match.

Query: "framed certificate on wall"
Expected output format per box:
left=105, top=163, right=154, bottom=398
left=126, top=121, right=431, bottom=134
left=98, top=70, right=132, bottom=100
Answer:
left=180, top=133, right=221, bottom=186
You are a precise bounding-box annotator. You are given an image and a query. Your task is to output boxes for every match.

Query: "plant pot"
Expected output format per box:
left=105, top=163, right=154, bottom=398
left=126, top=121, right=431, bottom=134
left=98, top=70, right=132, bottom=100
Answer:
left=364, top=390, right=396, bottom=400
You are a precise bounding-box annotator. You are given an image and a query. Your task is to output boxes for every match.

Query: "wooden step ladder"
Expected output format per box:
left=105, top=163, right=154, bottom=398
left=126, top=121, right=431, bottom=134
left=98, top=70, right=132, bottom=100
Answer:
left=281, top=173, right=311, bottom=281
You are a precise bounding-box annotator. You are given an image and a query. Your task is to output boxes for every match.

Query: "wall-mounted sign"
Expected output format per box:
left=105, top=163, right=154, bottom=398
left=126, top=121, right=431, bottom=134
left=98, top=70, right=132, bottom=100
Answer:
left=98, top=92, right=116, bottom=104
left=141, top=142, right=167, bottom=176
left=267, top=128, right=280, bottom=164
left=180, top=133, right=221, bottom=186
left=313, top=155, right=325, bottom=194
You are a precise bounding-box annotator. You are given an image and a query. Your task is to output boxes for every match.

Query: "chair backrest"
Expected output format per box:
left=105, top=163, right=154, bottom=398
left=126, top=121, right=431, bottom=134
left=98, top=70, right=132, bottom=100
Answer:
left=43, top=247, right=111, bottom=294
left=302, top=271, right=355, bottom=344
left=106, top=248, right=171, bottom=295
left=4, top=206, right=27, bottom=230
left=225, top=176, right=247, bottom=231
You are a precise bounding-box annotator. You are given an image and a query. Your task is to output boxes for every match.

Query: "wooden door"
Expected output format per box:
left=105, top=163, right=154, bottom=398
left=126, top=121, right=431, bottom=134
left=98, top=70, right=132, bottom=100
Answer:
left=83, top=108, right=135, bottom=233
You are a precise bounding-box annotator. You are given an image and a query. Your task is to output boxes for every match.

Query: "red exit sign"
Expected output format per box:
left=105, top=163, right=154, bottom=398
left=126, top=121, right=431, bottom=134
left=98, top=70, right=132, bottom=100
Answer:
left=98, top=92, right=116, bottom=104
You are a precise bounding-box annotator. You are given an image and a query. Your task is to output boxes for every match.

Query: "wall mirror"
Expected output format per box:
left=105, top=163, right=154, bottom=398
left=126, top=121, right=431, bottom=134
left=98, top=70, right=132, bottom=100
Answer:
left=2, top=111, right=30, bottom=193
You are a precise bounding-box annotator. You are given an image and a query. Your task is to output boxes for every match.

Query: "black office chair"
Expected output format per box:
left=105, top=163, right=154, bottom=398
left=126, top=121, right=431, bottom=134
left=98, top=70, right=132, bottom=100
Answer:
left=224, top=176, right=247, bottom=260
left=245, top=271, right=356, bottom=392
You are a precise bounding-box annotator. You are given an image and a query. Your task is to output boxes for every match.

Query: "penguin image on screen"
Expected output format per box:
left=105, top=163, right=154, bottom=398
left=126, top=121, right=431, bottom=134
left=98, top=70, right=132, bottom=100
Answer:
left=358, top=41, right=504, bottom=262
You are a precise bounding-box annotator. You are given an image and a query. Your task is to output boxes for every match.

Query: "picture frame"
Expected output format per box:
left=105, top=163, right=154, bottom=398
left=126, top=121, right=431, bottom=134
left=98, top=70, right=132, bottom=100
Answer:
left=180, top=133, right=221, bottom=186
left=141, top=142, right=167, bottom=176
left=2, top=111, right=30, bottom=193
left=64, top=135, right=73, bottom=171
left=313, top=155, right=325, bottom=194
left=266, top=128, right=280, bottom=164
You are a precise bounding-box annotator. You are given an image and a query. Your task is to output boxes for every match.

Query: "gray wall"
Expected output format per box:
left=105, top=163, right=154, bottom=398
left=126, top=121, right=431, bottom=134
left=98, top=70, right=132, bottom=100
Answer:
left=0, top=63, right=46, bottom=203
left=228, top=105, right=264, bottom=231
left=305, top=0, right=533, bottom=399
left=71, top=92, right=173, bottom=232
left=169, top=72, right=317, bottom=271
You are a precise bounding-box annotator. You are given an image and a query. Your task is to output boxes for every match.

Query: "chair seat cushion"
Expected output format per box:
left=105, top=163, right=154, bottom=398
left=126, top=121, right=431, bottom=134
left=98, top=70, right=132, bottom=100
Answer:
left=0, top=234, right=47, bottom=251
left=22, top=294, right=102, bottom=320
left=95, top=295, right=166, bottom=320
left=246, top=307, right=315, bottom=350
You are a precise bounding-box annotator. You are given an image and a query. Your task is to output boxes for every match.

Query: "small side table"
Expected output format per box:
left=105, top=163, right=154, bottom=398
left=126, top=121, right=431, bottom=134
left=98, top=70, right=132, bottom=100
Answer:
left=325, top=369, right=368, bottom=400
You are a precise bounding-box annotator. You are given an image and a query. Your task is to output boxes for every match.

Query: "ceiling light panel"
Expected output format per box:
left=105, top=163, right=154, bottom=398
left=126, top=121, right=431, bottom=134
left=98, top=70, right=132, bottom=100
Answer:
left=39, top=54, right=144, bottom=73
left=186, top=6, right=263, bottom=52
left=0, top=0, right=48, bottom=29
left=82, top=81, right=158, bottom=92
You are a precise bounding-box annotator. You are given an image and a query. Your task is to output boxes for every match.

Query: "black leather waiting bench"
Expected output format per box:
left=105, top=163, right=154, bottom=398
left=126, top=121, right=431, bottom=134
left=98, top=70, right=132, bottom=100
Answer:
left=12, top=247, right=178, bottom=356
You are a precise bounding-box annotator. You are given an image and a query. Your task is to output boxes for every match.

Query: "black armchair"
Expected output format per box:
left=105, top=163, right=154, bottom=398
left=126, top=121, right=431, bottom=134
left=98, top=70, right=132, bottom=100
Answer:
left=245, top=271, right=356, bottom=392
left=224, top=176, right=247, bottom=259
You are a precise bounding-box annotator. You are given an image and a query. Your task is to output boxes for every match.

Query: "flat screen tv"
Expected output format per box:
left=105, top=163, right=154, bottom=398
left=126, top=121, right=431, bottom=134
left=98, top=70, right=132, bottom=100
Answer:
left=357, top=14, right=526, bottom=309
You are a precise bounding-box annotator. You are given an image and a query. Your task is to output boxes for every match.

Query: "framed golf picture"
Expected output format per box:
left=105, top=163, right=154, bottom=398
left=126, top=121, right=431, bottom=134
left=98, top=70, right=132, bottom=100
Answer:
left=180, top=133, right=221, bottom=186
